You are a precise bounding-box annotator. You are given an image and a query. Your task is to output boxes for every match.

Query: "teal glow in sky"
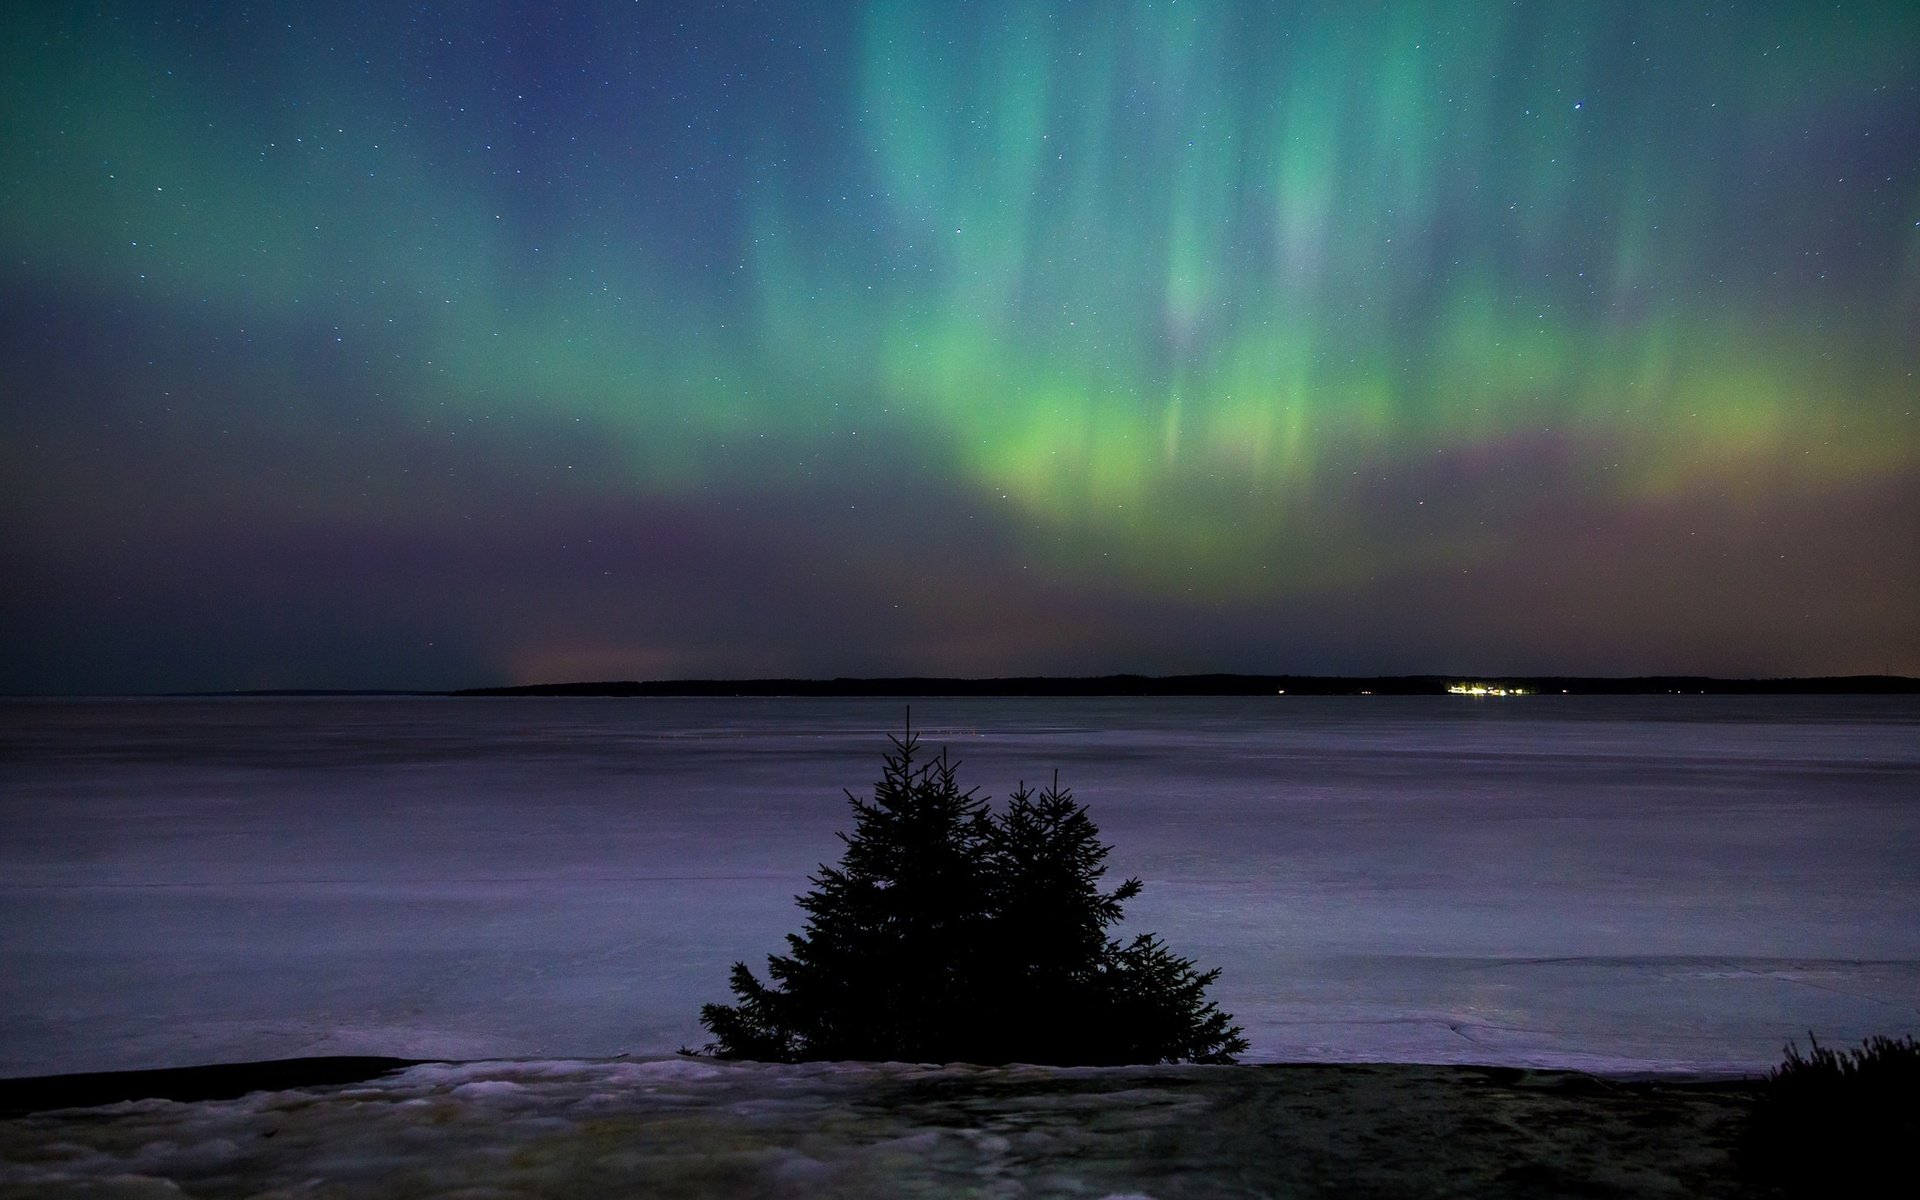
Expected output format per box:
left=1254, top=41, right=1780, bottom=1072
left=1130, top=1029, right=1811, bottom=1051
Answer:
left=2, top=1, right=1916, bottom=691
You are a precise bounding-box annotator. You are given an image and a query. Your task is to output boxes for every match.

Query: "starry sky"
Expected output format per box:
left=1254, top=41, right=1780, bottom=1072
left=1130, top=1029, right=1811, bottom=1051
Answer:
left=3, top=1, right=1917, bottom=693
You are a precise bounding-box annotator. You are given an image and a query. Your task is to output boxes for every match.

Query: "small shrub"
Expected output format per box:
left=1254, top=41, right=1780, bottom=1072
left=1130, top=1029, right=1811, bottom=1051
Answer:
left=1741, top=1033, right=1920, bottom=1197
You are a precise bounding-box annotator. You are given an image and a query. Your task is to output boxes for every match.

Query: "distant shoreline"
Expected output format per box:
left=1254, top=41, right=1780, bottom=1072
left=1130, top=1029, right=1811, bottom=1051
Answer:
left=5, top=673, right=1910, bottom=700
left=448, top=673, right=1920, bottom=698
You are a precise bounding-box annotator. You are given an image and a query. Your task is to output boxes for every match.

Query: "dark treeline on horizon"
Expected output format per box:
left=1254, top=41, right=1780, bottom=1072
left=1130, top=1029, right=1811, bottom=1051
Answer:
left=451, top=674, right=1920, bottom=699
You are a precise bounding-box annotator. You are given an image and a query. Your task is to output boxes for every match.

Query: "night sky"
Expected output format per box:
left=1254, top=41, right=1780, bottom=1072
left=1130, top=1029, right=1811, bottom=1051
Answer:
left=3, top=2, right=1916, bottom=694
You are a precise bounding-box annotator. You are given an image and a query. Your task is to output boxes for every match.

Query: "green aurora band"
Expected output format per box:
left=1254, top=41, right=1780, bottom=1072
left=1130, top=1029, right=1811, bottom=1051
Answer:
left=2, top=1, right=1916, bottom=685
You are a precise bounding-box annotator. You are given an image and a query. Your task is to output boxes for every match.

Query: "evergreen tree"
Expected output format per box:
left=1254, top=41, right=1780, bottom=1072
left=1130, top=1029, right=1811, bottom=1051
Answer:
left=982, top=774, right=1246, bottom=1065
left=698, top=728, right=1246, bottom=1065
left=977, top=774, right=1137, bottom=1062
left=1099, top=932, right=1249, bottom=1065
left=699, top=724, right=995, bottom=1062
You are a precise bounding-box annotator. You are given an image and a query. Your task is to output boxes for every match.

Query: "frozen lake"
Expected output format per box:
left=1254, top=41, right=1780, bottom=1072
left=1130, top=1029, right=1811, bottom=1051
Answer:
left=2, top=695, right=1916, bottom=1077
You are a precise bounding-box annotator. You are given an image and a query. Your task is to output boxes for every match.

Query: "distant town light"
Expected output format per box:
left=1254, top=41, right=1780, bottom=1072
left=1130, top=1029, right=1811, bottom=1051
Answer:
left=1447, top=682, right=1530, bottom=697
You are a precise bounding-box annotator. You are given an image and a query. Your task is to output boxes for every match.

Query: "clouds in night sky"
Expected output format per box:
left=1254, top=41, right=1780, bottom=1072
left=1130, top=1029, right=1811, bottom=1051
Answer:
left=2, top=1, right=1916, bottom=692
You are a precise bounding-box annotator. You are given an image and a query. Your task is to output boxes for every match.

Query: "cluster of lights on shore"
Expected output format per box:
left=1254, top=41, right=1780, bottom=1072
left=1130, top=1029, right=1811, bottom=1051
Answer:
left=1447, top=683, right=1531, bottom=697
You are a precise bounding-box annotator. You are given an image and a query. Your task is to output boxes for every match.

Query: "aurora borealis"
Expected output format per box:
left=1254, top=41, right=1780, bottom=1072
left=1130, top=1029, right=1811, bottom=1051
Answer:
left=3, top=1, right=1916, bottom=692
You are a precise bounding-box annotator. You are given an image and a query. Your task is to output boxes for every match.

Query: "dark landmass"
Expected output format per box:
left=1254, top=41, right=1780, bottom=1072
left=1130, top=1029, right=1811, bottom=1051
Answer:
left=159, top=689, right=443, bottom=698
left=0, top=1056, right=424, bottom=1116
left=454, top=673, right=1920, bottom=698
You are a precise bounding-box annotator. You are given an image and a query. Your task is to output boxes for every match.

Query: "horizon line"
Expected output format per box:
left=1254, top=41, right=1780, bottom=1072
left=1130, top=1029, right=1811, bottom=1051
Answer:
left=7, top=671, right=1912, bottom=700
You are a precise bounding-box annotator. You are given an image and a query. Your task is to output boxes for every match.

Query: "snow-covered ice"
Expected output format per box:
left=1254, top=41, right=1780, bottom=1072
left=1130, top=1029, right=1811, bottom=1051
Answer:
left=2, top=695, right=1916, bottom=1077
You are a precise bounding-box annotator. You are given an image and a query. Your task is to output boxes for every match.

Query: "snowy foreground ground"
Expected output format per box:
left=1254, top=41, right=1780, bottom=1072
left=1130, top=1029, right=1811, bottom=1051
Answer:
left=0, top=1055, right=1758, bottom=1199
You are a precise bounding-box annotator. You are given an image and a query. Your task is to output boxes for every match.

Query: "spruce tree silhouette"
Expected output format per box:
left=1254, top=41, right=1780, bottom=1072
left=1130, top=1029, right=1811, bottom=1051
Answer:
left=699, top=723, right=995, bottom=1062
left=699, top=724, right=1246, bottom=1065
left=984, top=774, right=1247, bottom=1065
left=978, top=774, right=1137, bottom=1062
